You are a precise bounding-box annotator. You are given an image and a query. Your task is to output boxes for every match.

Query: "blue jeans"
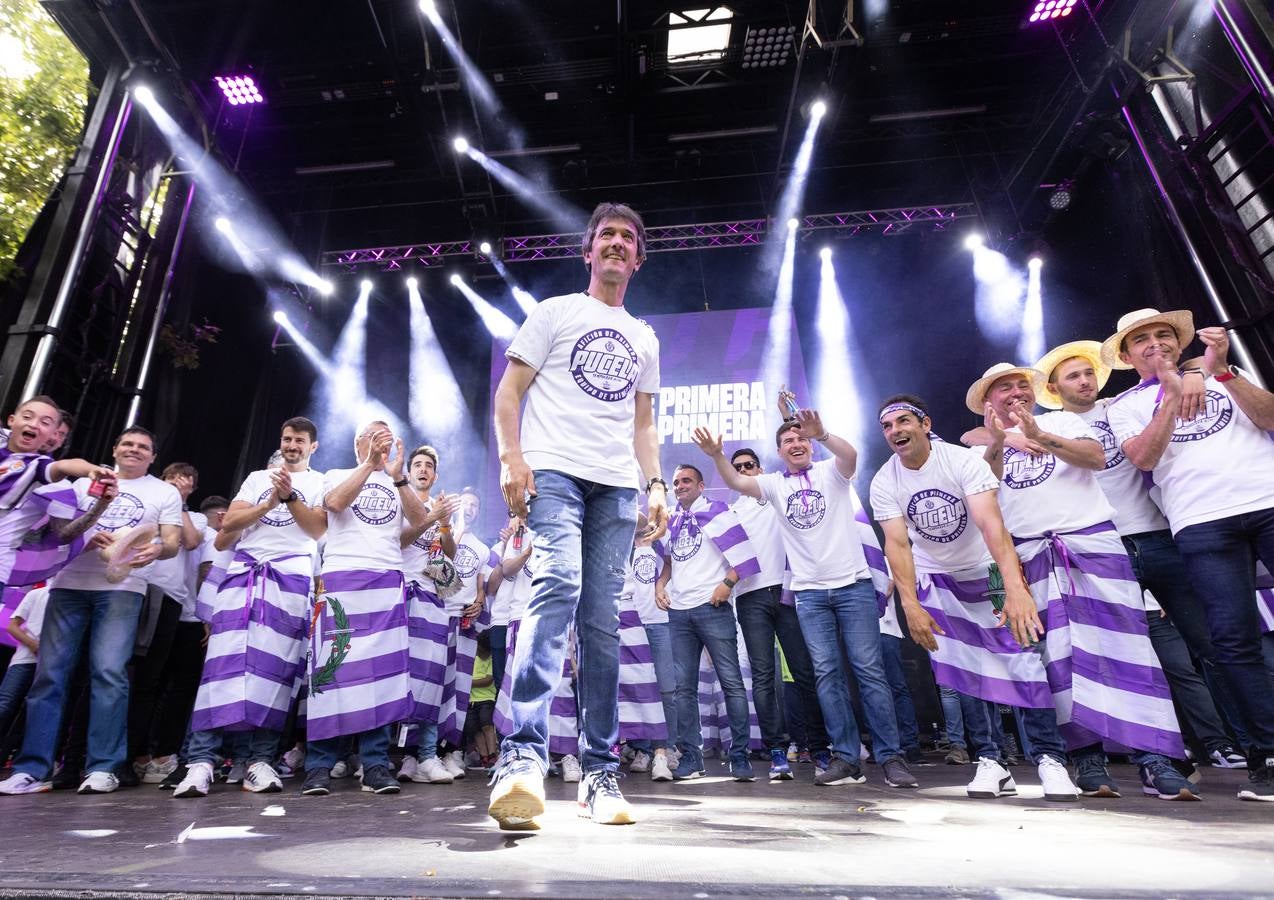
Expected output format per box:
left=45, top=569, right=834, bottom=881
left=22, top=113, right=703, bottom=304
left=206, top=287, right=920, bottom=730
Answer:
left=487, top=624, right=507, bottom=704
left=500, top=470, right=636, bottom=774
left=736, top=584, right=829, bottom=751
left=0, top=662, right=35, bottom=737
left=669, top=602, right=751, bottom=762
left=187, top=727, right=280, bottom=766
left=637, top=621, right=676, bottom=752
left=416, top=722, right=440, bottom=760
left=308, top=725, right=391, bottom=771
left=879, top=634, right=920, bottom=752
left=1174, top=506, right=1274, bottom=754
left=14, top=588, right=143, bottom=778
left=794, top=580, right=901, bottom=764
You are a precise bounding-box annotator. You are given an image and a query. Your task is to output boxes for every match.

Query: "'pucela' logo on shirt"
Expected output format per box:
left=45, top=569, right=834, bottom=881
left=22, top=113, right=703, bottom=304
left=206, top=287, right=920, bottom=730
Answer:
left=570, top=328, right=638, bottom=402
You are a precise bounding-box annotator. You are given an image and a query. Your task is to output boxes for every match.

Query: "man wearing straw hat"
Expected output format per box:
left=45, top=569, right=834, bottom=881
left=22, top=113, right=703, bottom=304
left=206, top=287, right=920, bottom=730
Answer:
left=963, top=363, right=1196, bottom=800
left=1103, top=307, right=1274, bottom=801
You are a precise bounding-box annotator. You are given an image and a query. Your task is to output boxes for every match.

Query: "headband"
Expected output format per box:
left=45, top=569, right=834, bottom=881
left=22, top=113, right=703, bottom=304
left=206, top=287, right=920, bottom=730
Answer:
left=878, top=403, right=928, bottom=424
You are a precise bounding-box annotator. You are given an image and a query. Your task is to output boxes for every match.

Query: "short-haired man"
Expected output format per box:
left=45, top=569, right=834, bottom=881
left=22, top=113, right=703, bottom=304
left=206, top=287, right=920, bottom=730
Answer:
left=174, top=417, right=327, bottom=797
left=964, top=363, right=1195, bottom=800
left=1036, top=341, right=1247, bottom=772
left=489, top=202, right=667, bottom=828
left=398, top=444, right=463, bottom=785
left=872, top=394, right=1081, bottom=800
left=1104, top=308, right=1274, bottom=800
left=301, top=420, right=427, bottom=796
left=0, top=426, right=182, bottom=795
left=694, top=408, right=919, bottom=790
left=725, top=447, right=828, bottom=781
left=653, top=463, right=760, bottom=781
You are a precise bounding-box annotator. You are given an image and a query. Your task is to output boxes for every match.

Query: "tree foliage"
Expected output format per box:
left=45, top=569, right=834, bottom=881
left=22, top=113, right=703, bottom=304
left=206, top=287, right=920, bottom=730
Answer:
left=0, top=0, right=90, bottom=281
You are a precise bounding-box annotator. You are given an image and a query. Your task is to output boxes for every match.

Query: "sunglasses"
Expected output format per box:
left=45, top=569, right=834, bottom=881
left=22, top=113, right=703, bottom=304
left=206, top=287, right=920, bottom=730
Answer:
left=732, top=460, right=758, bottom=472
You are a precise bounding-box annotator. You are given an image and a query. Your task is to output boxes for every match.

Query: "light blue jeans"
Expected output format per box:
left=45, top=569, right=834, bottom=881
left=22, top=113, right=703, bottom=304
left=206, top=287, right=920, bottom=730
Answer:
left=499, top=470, right=637, bottom=774
left=14, top=588, right=143, bottom=778
left=794, top=580, right=901, bottom=764
left=632, top=621, right=676, bottom=752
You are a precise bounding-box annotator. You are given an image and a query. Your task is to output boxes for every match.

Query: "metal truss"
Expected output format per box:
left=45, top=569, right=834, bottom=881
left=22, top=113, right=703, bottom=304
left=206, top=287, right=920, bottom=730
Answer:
left=319, top=203, right=977, bottom=271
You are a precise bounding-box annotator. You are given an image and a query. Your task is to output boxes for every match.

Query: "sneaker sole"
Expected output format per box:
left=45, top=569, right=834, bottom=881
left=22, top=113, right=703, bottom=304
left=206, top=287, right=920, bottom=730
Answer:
left=172, top=785, right=209, bottom=798
left=886, top=779, right=919, bottom=788
left=1043, top=792, right=1079, bottom=802
left=816, top=775, right=866, bottom=786
left=770, top=771, right=795, bottom=781
left=409, top=774, right=454, bottom=784
left=242, top=782, right=283, bottom=793
left=1237, top=790, right=1274, bottom=801
left=578, top=802, right=636, bottom=825
left=1080, top=785, right=1121, bottom=798
left=733, top=774, right=757, bottom=782
left=651, top=774, right=673, bottom=782
left=672, top=771, right=705, bottom=780
left=0, top=783, right=52, bottom=795
left=77, top=786, right=118, bottom=795
left=361, top=784, right=401, bottom=794
left=488, top=783, right=546, bottom=829
left=1144, top=787, right=1200, bottom=800
left=967, top=788, right=1017, bottom=798
left=301, top=785, right=331, bottom=796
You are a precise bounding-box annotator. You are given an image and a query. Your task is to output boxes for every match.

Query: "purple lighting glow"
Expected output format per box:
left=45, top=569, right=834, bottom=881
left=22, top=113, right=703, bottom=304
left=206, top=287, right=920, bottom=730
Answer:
left=215, top=74, right=265, bottom=105
left=1028, top=0, right=1078, bottom=23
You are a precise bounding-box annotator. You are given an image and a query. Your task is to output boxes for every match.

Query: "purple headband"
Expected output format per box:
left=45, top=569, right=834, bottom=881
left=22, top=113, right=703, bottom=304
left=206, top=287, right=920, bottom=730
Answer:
left=878, top=402, right=928, bottom=424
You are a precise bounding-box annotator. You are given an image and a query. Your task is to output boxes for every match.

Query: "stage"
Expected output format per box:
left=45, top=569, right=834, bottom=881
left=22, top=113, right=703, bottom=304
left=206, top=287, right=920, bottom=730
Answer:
left=2, top=757, right=1270, bottom=899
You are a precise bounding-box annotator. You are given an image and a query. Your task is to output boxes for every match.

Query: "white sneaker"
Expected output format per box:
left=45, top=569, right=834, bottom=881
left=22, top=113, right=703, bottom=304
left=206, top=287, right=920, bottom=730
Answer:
left=967, top=757, right=1017, bottom=799
left=651, top=754, right=674, bottom=782
left=331, top=754, right=358, bottom=779
left=78, top=771, right=120, bottom=794
left=397, top=757, right=419, bottom=782
left=141, top=756, right=178, bottom=784
left=630, top=750, right=652, bottom=773
left=0, top=772, right=52, bottom=794
left=173, top=762, right=214, bottom=798
left=1037, top=755, right=1079, bottom=802
left=442, top=750, right=466, bottom=780
left=413, top=756, right=454, bottom=784
left=560, top=754, right=583, bottom=783
left=1210, top=746, right=1247, bottom=769
left=243, top=761, right=283, bottom=793
left=282, top=745, right=306, bottom=772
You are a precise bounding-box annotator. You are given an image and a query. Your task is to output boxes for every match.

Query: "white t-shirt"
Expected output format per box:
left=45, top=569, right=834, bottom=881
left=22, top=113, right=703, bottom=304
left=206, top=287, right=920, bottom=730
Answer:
left=401, top=497, right=444, bottom=584
left=146, top=510, right=208, bottom=610
left=879, top=596, right=904, bottom=639
left=626, top=543, right=666, bottom=625
left=995, top=411, right=1116, bottom=539
left=754, top=458, right=870, bottom=592
left=10, top=585, right=48, bottom=666
left=321, top=468, right=404, bottom=573
left=665, top=496, right=734, bottom=610
left=1107, top=370, right=1274, bottom=534
left=506, top=292, right=661, bottom=488
left=731, top=493, right=785, bottom=593
left=52, top=474, right=183, bottom=594
left=1078, top=400, right=1169, bottom=536
left=499, top=530, right=536, bottom=622
left=870, top=442, right=999, bottom=575
left=232, top=468, right=326, bottom=561
left=450, top=531, right=495, bottom=615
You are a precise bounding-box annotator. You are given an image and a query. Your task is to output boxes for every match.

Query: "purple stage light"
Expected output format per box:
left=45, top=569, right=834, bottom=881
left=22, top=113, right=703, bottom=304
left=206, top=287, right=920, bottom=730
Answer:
left=215, top=74, right=265, bottom=105
left=1028, top=0, right=1078, bottom=23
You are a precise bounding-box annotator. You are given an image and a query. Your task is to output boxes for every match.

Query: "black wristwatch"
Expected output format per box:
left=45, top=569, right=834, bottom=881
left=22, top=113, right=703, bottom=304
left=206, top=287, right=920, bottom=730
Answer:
left=393, top=478, right=409, bottom=487
left=645, top=476, right=667, bottom=494
left=283, top=491, right=299, bottom=504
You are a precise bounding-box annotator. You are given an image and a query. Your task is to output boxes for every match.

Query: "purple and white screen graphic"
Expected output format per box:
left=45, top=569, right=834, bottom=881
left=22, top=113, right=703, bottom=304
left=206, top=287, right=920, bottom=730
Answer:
left=485, top=308, right=809, bottom=531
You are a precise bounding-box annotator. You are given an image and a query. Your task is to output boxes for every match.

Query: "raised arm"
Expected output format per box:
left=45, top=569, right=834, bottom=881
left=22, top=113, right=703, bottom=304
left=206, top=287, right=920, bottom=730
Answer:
left=794, top=408, right=856, bottom=479
left=1121, top=357, right=1182, bottom=471
left=324, top=462, right=377, bottom=514
left=1198, top=327, right=1274, bottom=429
left=1009, top=408, right=1103, bottom=470
left=691, top=427, right=761, bottom=499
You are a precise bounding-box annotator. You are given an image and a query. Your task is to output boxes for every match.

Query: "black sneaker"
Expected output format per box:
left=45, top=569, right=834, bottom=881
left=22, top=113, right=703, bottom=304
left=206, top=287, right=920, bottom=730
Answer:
left=51, top=761, right=84, bottom=791
left=301, top=767, right=332, bottom=796
left=159, top=764, right=188, bottom=790
left=1238, top=755, right=1274, bottom=802
left=116, top=763, right=140, bottom=789
left=882, top=757, right=918, bottom=788
left=1074, top=752, right=1120, bottom=798
left=814, top=756, right=865, bottom=786
left=360, top=764, right=400, bottom=794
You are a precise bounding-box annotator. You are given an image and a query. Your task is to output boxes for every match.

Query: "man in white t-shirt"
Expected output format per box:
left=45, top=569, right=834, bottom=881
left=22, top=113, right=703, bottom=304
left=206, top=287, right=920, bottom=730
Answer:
left=693, top=408, right=919, bottom=791
left=174, top=417, right=328, bottom=798
left=654, top=464, right=759, bottom=781
left=727, top=447, right=827, bottom=782
left=1102, top=307, right=1274, bottom=800
left=964, top=363, right=1194, bottom=801
left=1036, top=341, right=1247, bottom=770
left=301, top=420, right=427, bottom=797
left=871, top=394, right=1079, bottom=801
left=0, top=426, right=183, bottom=796
left=488, top=202, right=668, bottom=830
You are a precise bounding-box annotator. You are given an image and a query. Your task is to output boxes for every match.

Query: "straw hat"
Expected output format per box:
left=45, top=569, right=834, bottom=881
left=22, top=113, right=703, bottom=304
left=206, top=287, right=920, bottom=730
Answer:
left=1099, top=308, right=1195, bottom=370
left=964, top=363, right=1045, bottom=415
left=1033, top=340, right=1110, bottom=410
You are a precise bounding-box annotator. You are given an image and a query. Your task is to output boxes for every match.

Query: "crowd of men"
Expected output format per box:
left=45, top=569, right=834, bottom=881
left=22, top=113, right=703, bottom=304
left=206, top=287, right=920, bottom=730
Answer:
left=0, top=203, right=1270, bottom=834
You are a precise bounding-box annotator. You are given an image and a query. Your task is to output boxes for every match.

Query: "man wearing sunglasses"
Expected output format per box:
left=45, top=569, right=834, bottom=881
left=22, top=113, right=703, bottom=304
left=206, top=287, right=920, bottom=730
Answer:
left=727, top=448, right=828, bottom=782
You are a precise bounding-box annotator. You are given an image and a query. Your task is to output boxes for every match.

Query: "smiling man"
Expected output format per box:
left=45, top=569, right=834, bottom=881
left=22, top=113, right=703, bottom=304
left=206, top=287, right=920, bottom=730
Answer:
left=1104, top=307, right=1274, bottom=801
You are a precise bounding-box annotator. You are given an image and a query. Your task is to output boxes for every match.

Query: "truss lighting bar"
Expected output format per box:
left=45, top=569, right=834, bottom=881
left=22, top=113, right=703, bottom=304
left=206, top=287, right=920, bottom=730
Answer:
left=741, top=25, right=796, bottom=69
left=215, top=74, right=264, bottom=105
left=1028, top=0, right=1078, bottom=23
left=319, top=205, right=976, bottom=271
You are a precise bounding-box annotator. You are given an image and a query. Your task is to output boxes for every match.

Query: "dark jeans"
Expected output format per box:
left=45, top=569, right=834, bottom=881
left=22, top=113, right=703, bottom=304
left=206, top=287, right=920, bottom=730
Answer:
left=735, top=584, right=829, bottom=752
left=879, top=633, right=920, bottom=753
left=488, top=624, right=507, bottom=705
left=0, top=663, right=36, bottom=739
left=1174, top=507, right=1274, bottom=755
left=128, top=595, right=182, bottom=760
left=1145, top=609, right=1233, bottom=753
left=152, top=621, right=208, bottom=757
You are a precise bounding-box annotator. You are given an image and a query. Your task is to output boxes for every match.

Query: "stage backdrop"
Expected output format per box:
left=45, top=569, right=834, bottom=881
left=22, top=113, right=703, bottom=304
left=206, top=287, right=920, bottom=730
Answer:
left=482, top=306, right=809, bottom=536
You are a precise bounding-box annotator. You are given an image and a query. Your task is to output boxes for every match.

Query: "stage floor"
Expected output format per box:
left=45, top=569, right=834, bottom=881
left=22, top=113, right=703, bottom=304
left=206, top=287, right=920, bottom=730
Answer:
left=1, top=757, right=1271, bottom=899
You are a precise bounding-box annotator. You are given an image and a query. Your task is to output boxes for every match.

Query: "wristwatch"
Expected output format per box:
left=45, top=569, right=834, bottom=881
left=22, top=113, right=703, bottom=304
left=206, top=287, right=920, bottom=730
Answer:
left=1215, top=365, right=1240, bottom=383
left=283, top=491, right=299, bottom=503
left=645, top=476, right=667, bottom=494
left=393, top=478, right=409, bottom=487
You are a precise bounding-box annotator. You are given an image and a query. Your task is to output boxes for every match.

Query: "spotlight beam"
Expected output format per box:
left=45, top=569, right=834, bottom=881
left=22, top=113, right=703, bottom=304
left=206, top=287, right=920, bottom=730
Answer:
left=760, top=223, right=798, bottom=400
left=489, top=254, right=538, bottom=317
left=462, top=146, right=586, bottom=233
left=764, top=105, right=826, bottom=275
left=450, top=277, right=518, bottom=341
left=1017, top=259, right=1045, bottom=365
left=813, top=252, right=866, bottom=451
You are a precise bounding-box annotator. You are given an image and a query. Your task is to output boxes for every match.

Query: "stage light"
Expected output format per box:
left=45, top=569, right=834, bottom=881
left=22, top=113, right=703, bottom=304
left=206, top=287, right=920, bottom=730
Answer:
left=132, top=85, right=154, bottom=106
left=813, top=249, right=866, bottom=451
left=318, top=279, right=335, bottom=296
left=819, top=246, right=832, bottom=261
left=810, top=99, right=827, bottom=120
left=741, top=24, right=796, bottom=69
left=453, top=136, right=469, bottom=154
left=787, top=217, right=800, bottom=231
left=418, top=0, right=437, bottom=15
left=360, top=278, right=372, bottom=291
left=272, top=310, right=288, bottom=325
left=214, top=74, right=265, bottom=105
left=964, top=233, right=984, bottom=251
left=1018, top=253, right=1045, bottom=364
left=450, top=277, right=518, bottom=341
left=214, top=216, right=231, bottom=233
left=1048, top=186, right=1073, bottom=210
left=1028, top=0, right=1078, bottom=23
left=1028, top=256, right=1044, bottom=270
left=479, top=241, right=492, bottom=255
left=449, top=273, right=462, bottom=287
left=406, top=276, right=418, bottom=288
